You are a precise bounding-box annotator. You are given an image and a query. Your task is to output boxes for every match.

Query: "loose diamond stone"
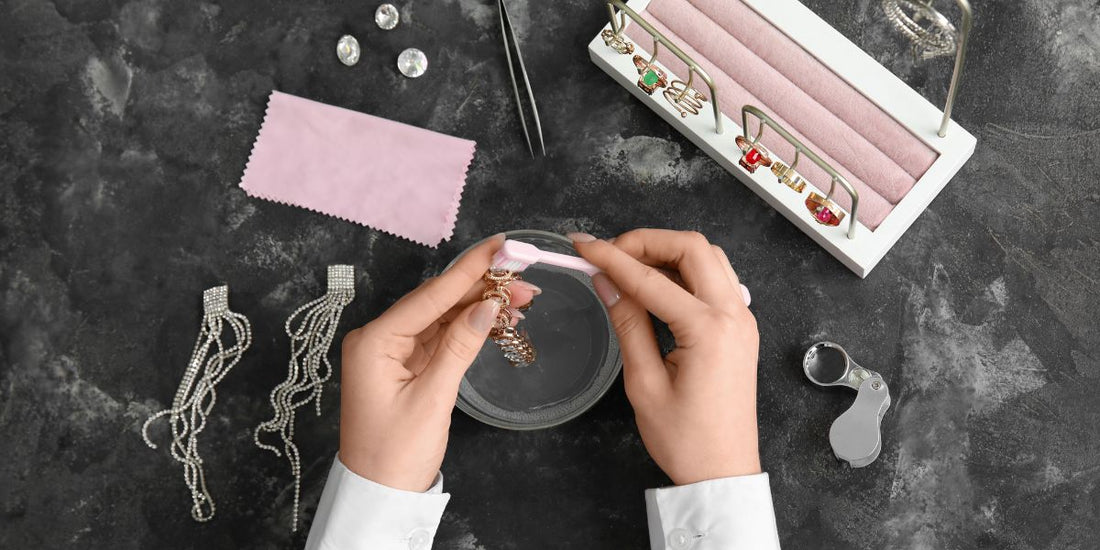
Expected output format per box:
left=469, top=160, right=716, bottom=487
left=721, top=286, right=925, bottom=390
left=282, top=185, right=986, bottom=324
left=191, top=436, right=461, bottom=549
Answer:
left=397, top=48, right=428, bottom=78
left=375, top=3, right=400, bottom=30
left=336, top=35, right=361, bottom=66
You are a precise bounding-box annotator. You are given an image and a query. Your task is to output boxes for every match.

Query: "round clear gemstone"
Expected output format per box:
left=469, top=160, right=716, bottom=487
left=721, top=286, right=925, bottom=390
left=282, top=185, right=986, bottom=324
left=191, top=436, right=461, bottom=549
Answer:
left=336, top=35, right=361, bottom=66
left=375, top=3, right=400, bottom=30
left=397, top=48, right=428, bottom=78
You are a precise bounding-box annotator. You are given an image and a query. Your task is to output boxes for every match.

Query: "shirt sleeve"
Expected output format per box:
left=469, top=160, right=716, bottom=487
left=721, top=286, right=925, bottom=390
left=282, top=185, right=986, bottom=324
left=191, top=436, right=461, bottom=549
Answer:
left=304, top=455, right=450, bottom=550
left=645, top=473, right=781, bottom=550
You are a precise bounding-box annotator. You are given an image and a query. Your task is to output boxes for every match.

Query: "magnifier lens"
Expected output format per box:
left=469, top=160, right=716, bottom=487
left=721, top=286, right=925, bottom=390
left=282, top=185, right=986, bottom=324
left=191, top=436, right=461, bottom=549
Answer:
left=805, top=344, right=849, bottom=385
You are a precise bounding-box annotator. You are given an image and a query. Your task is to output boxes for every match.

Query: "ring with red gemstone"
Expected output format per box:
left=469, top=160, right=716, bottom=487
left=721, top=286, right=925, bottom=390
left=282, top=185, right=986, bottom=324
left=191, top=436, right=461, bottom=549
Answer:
left=735, top=135, right=773, bottom=173
left=805, top=192, right=846, bottom=227
left=632, top=55, right=668, bottom=95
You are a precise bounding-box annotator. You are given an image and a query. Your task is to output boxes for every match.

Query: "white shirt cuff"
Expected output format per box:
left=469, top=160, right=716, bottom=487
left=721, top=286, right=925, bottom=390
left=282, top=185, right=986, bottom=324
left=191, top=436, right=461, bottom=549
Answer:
left=645, top=473, right=781, bottom=550
left=305, top=456, right=450, bottom=550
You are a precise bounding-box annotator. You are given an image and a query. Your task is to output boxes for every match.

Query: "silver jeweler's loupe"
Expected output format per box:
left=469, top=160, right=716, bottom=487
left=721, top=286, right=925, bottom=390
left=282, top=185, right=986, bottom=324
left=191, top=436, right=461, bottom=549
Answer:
left=803, top=342, right=891, bottom=468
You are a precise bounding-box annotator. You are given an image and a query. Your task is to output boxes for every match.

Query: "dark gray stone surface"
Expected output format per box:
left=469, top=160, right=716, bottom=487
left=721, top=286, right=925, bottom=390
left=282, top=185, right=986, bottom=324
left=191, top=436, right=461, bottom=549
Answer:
left=2, top=0, right=1098, bottom=548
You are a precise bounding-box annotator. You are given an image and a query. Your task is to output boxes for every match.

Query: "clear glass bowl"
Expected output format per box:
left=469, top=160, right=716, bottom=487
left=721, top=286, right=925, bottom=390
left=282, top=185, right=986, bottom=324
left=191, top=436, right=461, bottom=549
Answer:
left=448, top=230, right=622, bottom=430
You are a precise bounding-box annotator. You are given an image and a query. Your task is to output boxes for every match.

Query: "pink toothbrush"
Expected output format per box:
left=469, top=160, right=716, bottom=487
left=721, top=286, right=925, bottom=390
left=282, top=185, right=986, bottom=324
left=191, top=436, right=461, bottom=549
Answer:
left=491, top=239, right=752, bottom=306
left=491, top=240, right=601, bottom=276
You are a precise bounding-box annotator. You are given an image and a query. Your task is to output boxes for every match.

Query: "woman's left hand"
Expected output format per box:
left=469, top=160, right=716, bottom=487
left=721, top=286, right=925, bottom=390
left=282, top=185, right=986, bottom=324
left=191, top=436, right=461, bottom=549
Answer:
left=338, top=234, right=539, bottom=491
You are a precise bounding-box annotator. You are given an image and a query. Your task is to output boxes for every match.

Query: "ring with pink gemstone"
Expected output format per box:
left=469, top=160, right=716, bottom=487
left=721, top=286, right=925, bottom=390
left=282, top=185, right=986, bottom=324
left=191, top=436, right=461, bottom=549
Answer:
left=805, top=192, right=846, bottom=227
left=735, top=134, right=773, bottom=173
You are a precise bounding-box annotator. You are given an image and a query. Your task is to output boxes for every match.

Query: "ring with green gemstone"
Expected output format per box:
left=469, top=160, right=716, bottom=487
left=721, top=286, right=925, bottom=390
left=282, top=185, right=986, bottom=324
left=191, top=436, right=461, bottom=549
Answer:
left=632, top=55, right=668, bottom=95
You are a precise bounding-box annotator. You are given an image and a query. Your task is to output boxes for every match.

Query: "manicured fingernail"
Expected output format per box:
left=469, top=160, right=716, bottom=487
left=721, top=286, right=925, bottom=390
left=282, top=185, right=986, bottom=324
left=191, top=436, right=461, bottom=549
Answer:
left=567, top=232, right=597, bottom=243
left=511, top=280, right=542, bottom=295
left=740, top=284, right=751, bottom=307
left=468, top=233, right=504, bottom=254
left=472, top=232, right=504, bottom=248
left=592, top=273, right=621, bottom=307
left=469, top=299, right=501, bottom=332
left=507, top=308, right=525, bottom=321
left=445, top=234, right=505, bottom=273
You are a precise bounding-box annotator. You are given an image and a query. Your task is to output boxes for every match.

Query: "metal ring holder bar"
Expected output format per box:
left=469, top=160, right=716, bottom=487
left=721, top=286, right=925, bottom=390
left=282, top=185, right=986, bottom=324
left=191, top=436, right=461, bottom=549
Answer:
left=605, top=0, right=723, bottom=134
left=936, top=0, right=971, bottom=138
left=606, top=1, right=860, bottom=239
left=609, top=0, right=971, bottom=139
left=741, top=106, right=860, bottom=240
left=589, top=0, right=978, bottom=275
left=881, top=0, right=972, bottom=138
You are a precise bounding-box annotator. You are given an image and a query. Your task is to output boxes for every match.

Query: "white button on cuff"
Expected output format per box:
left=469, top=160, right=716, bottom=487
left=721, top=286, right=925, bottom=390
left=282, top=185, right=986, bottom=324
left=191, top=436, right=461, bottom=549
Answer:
left=408, top=528, right=432, bottom=550
left=668, top=527, right=696, bottom=550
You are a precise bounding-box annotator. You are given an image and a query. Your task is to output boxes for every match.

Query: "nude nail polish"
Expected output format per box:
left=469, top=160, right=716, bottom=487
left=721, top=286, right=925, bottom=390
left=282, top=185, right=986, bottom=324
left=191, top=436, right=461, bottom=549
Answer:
left=592, top=273, right=621, bottom=307
left=567, top=232, right=597, bottom=243
left=511, top=280, right=542, bottom=295
left=469, top=299, right=501, bottom=331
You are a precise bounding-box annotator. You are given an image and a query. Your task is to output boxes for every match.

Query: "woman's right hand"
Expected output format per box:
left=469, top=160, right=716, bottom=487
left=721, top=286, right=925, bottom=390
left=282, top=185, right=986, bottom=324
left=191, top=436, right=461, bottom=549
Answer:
left=571, top=229, right=761, bottom=486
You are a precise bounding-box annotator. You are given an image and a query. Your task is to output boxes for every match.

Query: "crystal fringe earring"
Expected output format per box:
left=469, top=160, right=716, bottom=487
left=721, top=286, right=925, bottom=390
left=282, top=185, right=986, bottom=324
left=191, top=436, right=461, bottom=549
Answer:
left=142, top=285, right=253, bottom=522
left=254, top=265, right=355, bottom=531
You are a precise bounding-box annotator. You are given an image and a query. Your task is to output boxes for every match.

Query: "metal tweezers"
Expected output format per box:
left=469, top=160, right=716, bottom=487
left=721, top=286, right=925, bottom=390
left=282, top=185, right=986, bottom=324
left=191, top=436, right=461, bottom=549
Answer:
left=498, top=0, right=545, bottom=157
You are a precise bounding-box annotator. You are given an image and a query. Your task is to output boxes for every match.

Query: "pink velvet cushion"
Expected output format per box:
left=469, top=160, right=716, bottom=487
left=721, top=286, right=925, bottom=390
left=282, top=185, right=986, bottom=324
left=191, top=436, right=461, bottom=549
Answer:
left=649, top=0, right=918, bottom=204
left=621, top=0, right=941, bottom=230
left=688, top=0, right=938, bottom=179
left=625, top=16, right=894, bottom=228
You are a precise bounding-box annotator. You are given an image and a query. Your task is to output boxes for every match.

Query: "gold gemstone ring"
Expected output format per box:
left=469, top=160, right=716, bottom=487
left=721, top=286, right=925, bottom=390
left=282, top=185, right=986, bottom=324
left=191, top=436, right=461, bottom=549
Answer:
left=735, top=135, right=773, bottom=173
left=805, top=192, right=846, bottom=227
left=633, top=55, right=668, bottom=95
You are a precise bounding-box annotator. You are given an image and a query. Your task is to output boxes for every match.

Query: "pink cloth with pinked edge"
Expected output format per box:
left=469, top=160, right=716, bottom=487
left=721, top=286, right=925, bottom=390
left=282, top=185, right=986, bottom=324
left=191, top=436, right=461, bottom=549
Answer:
left=240, top=91, right=476, bottom=247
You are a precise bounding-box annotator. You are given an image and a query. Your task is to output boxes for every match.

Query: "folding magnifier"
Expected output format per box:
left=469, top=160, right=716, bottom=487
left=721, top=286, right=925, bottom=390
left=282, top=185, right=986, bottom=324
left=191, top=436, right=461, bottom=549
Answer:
left=803, top=342, right=891, bottom=468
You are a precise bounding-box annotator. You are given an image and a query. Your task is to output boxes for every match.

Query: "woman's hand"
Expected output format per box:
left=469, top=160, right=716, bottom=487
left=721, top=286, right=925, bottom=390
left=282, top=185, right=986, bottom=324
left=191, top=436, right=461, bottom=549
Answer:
left=571, top=229, right=761, bottom=485
left=338, top=234, right=539, bottom=492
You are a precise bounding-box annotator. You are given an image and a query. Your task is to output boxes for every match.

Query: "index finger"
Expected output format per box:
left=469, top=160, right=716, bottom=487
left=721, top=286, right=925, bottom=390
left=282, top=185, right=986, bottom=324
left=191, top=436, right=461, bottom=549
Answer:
left=571, top=235, right=707, bottom=329
left=374, top=233, right=504, bottom=336
left=611, top=229, right=739, bottom=307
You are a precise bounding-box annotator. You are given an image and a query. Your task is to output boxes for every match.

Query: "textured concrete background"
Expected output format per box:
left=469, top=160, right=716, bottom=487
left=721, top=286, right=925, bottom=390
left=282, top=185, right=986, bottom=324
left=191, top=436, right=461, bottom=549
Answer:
left=1, top=0, right=1098, bottom=548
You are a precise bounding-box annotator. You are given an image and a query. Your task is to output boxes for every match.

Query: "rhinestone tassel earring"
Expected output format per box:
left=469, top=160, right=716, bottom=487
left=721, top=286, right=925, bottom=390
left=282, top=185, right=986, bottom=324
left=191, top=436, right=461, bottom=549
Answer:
left=142, top=285, right=253, bottom=522
left=254, top=265, right=355, bottom=531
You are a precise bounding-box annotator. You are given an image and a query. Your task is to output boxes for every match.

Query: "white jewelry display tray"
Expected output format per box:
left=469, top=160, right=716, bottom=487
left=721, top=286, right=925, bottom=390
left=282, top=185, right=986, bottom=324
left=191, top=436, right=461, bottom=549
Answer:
left=588, top=0, right=977, bottom=278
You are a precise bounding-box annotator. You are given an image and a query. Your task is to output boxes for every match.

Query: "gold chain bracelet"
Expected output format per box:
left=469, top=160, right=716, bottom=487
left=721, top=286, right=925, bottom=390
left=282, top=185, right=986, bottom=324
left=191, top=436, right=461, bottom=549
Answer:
left=483, top=268, right=537, bottom=368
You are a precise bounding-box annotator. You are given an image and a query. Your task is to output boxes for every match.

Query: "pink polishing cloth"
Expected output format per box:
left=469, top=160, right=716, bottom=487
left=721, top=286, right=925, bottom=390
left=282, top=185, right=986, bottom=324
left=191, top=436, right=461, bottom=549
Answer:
left=240, top=91, right=476, bottom=247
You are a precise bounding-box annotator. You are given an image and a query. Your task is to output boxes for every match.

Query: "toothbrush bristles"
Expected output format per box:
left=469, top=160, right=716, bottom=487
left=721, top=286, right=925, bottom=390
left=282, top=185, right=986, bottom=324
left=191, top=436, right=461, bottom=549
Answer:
left=492, top=258, right=527, bottom=272
left=506, top=260, right=526, bottom=271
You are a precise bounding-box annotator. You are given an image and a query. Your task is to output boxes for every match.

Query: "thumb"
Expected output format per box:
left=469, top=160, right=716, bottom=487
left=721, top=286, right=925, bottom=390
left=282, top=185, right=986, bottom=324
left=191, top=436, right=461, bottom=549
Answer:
left=416, top=298, right=501, bottom=398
